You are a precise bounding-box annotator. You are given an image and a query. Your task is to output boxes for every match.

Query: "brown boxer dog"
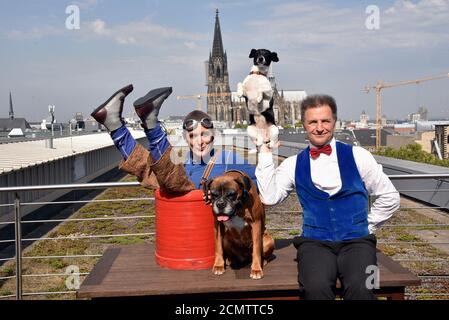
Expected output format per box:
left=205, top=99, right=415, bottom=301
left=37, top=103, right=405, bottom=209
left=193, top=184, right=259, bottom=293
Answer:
left=203, top=170, right=274, bottom=279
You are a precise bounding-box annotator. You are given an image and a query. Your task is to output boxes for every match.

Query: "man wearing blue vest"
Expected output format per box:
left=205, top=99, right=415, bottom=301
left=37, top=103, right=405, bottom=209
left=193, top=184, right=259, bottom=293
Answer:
left=256, top=94, right=400, bottom=300
left=90, top=84, right=256, bottom=193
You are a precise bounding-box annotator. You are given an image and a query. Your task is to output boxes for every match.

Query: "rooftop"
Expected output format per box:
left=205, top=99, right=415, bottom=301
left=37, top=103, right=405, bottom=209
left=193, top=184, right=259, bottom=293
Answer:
left=0, top=129, right=145, bottom=174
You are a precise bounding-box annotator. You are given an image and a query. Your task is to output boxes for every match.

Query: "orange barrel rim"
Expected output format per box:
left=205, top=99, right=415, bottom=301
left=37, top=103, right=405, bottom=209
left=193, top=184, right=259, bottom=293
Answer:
left=154, top=189, right=215, bottom=270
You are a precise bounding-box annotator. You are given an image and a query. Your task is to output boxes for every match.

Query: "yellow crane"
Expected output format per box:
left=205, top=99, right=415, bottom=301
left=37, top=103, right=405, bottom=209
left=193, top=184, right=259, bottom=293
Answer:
left=363, top=73, right=449, bottom=151
left=176, top=92, right=232, bottom=111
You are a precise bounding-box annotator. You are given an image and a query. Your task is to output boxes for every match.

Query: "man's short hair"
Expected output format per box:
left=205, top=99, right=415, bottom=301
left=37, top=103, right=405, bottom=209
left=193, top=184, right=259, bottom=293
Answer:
left=182, top=110, right=213, bottom=130
left=300, top=94, right=338, bottom=121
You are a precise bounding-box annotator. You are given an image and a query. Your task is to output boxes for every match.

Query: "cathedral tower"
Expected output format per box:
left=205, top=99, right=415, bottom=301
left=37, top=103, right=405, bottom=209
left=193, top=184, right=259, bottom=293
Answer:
left=206, top=9, right=232, bottom=122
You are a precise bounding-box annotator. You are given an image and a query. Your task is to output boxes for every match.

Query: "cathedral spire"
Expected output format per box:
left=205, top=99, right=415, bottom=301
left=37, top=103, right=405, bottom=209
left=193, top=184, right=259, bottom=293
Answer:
left=207, top=9, right=232, bottom=122
left=212, top=9, right=224, bottom=57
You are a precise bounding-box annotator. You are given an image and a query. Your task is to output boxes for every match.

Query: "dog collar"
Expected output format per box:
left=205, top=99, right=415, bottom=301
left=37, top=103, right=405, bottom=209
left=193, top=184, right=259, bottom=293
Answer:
left=249, top=70, right=267, bottom=77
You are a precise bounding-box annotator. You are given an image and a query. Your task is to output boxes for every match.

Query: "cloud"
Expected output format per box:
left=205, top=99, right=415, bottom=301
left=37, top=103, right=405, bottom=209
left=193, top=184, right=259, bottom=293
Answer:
left=5, top=26, right=64, bottom=40
left=384, top=0, right=449, bottom=25
left=242, top=0, right=449, bottom=52
left=83, top=17, right=207, bottom=47
left=73, top=0, right=99, bottom=10
left=207, top=0, right=271, bottom=10
left=90, top=19, right=110, bottom=36
left=184, top=41, right=197, bottom=49
left=380, top=0, right=449, bottom=46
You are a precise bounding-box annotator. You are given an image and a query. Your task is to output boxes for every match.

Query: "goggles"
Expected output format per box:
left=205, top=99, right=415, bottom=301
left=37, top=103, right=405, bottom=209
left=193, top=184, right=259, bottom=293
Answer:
left=183, top=117, right=213, bottom=131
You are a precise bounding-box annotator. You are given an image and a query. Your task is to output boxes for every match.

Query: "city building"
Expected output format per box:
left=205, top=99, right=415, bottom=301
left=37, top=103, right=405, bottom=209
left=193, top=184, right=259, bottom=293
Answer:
left=408, top=107, right=428, bottom=123
left=381, top=114, right=387, bottom=127
left=231, top=86, right=307, bottom=127
left=408, top=112, right=421, bottom=123
left=0, top=91, right=31, bottom=133
left=351, top=128, right=391, bottom=151
left=415, top=131, right=436, bottom=154
left=416, top=120, right=449, bottom=132
left=393, top=123, right=416, bottom=135
left=206, top=10, right=232, bottom=122
left=274, top=89, right=307, bottom=127
left=359, top=111, right=368, bottom=128
left=386, top=135, right=415, bottom=150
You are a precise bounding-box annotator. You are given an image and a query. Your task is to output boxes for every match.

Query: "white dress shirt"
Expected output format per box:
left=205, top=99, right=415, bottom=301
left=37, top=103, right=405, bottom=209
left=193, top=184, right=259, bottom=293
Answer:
left=256, top=138, right=400, bottom=233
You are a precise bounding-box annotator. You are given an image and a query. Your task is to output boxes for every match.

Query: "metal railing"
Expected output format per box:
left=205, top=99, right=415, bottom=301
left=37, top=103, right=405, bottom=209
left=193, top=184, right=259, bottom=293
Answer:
left=0, top=173, right=449, bottom=299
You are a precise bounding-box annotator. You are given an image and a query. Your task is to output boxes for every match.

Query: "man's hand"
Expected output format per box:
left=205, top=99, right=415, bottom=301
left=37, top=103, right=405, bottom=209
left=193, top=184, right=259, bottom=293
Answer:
left=259, top=140, right=279, bottom=153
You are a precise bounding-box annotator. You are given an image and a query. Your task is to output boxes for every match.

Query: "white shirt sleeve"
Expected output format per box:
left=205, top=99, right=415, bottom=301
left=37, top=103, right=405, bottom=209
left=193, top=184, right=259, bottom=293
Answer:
left=255, top=152, right=296, bottom=205
left=353, top=146, right=401, bottom=233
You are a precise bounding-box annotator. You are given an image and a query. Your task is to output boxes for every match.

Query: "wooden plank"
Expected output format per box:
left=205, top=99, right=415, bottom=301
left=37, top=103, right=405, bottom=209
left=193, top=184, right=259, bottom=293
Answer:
left=77, top=240, right=421, bottom=299
left=81, top=247, right=121, bottom=286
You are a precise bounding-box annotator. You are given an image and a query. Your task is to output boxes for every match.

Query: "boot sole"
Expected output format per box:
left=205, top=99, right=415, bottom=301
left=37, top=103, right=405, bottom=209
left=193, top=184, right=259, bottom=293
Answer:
left=91, top=84, right=134, bottom=117
left=133, top=87, right=173, bottom=109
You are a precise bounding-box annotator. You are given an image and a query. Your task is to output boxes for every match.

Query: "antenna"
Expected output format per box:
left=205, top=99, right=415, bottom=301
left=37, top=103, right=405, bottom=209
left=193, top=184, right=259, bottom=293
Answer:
left=9, top=91, right=14, bottom=120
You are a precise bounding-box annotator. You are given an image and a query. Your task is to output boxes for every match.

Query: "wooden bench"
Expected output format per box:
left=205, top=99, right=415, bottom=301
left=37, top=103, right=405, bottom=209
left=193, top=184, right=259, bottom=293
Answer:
left=77, top=239, right=420, bottom=300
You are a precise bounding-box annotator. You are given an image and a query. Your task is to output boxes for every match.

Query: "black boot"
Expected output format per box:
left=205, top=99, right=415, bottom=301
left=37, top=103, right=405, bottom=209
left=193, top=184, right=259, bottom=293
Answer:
left=133, top=87, right=172, bottom=129
left=91, top=84, right=133, bottom=132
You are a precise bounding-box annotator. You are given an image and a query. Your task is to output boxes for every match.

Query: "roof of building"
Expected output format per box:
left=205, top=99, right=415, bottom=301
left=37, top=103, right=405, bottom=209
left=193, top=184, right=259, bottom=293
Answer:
left=230, top=90, right=307, bottom=103
left=394, top=123, right=416, bottom=128
left=279, top=90, right=307, bottom=102
left=351, top=128, right=391, bottom=147
left=0, top=118, right=31, bottom=131
left=8, top=128, right=25, bottom=137
left=279, top=130, right=359, bottom=146
left=0, top=129, right=145, bottom=174
left=164, top=116, right=185, bottom=121
left=416, top=120, right=449, bottom=132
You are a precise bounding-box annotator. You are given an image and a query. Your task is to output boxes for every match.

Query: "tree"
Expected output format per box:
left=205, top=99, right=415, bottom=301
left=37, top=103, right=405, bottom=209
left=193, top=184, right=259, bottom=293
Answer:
left=375, top=143, right=449, bottom=168
left=234, top=123, right=248, bottom=129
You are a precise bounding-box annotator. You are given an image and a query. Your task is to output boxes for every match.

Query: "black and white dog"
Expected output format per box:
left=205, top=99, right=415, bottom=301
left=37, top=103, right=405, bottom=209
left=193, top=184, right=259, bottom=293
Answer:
left=237, top=49, right=279, bottom=152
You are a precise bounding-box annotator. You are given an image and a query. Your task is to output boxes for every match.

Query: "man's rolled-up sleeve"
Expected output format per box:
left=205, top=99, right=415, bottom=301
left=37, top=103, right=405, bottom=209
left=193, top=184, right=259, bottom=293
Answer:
left=354, top=147, right=401, bottom=233
left=256, top=152, right=296, bottom=206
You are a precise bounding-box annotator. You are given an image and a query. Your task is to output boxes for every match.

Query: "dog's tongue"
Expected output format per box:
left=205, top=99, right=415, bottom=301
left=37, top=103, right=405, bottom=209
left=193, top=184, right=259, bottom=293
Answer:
left=217, top=215, right=230, bottom=222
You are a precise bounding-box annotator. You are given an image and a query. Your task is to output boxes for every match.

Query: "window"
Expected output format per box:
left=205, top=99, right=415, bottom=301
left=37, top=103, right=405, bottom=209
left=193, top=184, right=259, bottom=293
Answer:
left=216, top=66, right=221, bottom=78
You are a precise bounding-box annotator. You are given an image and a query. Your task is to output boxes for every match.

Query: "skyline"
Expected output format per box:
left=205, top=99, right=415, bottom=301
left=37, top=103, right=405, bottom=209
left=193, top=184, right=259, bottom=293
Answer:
left=1, top=0, right=449, bottom=123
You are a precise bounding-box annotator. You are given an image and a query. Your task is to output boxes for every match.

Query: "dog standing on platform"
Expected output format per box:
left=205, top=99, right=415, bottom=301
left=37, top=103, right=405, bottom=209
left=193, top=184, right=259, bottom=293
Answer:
left=204, top=170, right=274, bottom=279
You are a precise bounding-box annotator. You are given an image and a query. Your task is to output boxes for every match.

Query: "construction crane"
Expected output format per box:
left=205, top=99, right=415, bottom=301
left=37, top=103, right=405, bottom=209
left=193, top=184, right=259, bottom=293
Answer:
left=176, top=92, right=232, bottom=111
left=363, top=73, right=449, bottom=151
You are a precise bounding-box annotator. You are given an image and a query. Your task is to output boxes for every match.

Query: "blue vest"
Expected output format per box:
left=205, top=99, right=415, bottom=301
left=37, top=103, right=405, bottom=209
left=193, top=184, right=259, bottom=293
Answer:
left=295, top=141, right=369, bottom=241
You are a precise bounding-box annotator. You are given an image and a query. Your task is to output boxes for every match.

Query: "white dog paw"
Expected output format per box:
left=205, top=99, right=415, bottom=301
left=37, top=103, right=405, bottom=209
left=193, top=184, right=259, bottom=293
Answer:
left=212, top=266, right=225, bottom=275
left=250, top=270, right=264, bottom=280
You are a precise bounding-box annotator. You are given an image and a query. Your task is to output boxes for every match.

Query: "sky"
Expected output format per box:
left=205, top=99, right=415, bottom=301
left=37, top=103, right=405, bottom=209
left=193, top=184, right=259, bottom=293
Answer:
left=0, top=0, right=448, bottom=123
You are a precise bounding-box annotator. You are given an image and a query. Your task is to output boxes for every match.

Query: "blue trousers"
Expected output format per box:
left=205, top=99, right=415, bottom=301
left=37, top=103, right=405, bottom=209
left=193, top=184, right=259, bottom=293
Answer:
left=110, top=123, right=169, bottom=161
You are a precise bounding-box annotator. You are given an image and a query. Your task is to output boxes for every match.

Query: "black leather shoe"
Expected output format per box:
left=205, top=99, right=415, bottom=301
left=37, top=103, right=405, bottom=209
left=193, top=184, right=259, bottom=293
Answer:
left=91, top=84, right=134, bottom=132
left=133, top=87, right=172, bottom=129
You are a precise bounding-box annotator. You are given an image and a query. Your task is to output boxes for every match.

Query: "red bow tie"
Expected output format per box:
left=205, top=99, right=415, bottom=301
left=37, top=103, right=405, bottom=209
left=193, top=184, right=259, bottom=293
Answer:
left=310, top=144, right=332, bottom=159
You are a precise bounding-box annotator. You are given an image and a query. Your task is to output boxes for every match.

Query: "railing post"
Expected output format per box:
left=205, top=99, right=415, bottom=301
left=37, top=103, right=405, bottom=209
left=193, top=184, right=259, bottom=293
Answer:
left=14, top=192, right=22, bottom=300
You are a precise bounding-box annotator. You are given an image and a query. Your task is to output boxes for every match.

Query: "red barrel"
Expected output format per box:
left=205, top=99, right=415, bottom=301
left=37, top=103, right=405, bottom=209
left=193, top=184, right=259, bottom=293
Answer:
left=154, top=189, right=215, bottom=270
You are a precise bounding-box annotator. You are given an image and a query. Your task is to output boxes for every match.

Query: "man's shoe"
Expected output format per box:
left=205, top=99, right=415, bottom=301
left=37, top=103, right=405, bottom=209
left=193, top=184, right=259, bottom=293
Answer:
left=91, top=84, right=134, bottom=132
left=133, top=87, right=172, bottom=129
